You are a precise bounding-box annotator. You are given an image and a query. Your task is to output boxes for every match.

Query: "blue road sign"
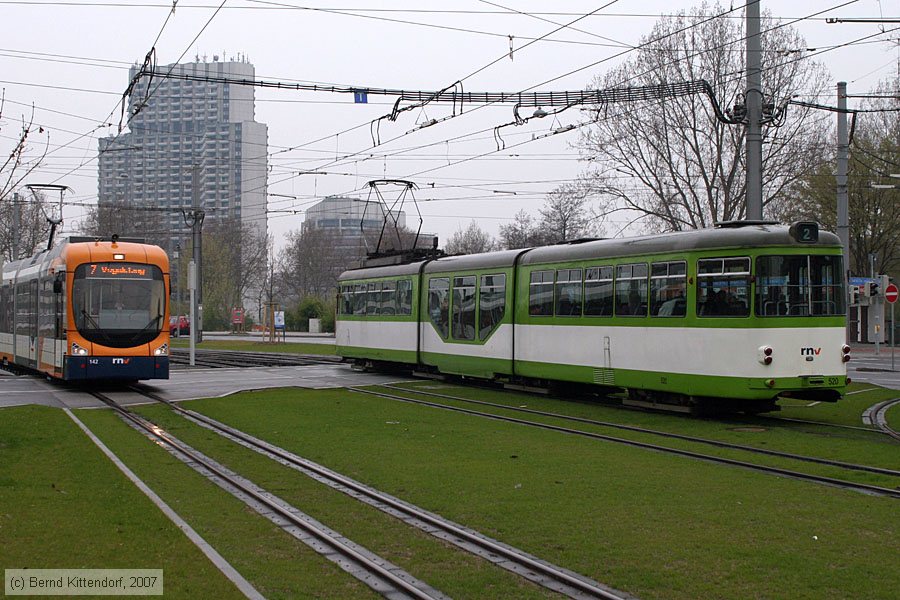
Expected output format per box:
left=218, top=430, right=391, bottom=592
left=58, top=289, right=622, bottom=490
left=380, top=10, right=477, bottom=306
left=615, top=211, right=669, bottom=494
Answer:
left=353, top=90, right=368, bottom=104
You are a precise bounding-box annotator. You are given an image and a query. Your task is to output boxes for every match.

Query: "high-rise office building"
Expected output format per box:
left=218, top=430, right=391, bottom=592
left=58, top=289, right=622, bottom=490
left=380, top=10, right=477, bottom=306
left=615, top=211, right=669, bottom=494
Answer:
left=97, top=55, right=268, bottom=242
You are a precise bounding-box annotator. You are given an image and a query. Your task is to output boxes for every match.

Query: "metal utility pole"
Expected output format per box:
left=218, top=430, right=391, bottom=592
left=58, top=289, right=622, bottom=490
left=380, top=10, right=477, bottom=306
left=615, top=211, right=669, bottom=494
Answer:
left=745, top=0, right=763, bottom=221
left=189, top=165, right=205, bottom=343
left=836, top=82, right=850, bottom=284
left=188, top=260, right=196, bottom=366
left=12, top=192, right=20, bottom=261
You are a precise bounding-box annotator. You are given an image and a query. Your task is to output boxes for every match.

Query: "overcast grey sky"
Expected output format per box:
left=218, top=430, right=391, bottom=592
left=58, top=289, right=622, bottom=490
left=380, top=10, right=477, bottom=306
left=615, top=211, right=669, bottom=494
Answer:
left=1, top=0, right=897, bottom=249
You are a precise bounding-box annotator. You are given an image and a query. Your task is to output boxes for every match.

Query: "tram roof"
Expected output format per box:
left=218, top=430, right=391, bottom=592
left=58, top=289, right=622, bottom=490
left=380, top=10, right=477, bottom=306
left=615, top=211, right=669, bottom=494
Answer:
left=337, top=224, right=841, bottom=281
left=338, top=260, right=426, bottom=281
left=519, top=224, right=840, bottom=266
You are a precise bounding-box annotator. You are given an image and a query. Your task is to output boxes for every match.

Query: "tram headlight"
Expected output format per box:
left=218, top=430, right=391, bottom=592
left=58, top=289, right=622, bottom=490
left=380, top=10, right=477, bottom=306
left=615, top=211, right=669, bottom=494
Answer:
left=153, top=343, right=168, bottom=356
left=71, top=342, right=88, bottom=356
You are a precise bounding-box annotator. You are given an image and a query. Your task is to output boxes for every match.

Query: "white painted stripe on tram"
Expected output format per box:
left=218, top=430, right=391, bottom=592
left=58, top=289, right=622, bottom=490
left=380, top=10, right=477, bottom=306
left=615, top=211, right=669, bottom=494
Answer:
left=64, top=409, right=266, bottom=600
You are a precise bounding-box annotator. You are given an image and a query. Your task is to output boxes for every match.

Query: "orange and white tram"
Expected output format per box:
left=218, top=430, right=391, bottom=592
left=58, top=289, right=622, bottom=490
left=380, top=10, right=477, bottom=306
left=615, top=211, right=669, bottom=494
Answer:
left=0, top=237, right=170, bottom=380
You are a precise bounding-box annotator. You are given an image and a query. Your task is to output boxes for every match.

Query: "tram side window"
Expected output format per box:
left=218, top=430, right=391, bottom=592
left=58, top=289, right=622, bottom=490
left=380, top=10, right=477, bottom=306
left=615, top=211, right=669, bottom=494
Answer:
left=650, top=261, right=687, bottom=317
left=452, top=276, right=476, bottom=341
left=614, top=263, right=648, bottom=317
left=479, top=274, right=506, bottom=339
left=555, top=269, right=583, bottom=317
left=584, top=266, right=613, bottom=316
left=0, top=285, right=9, bottom=333
left=397, top=279, right=413, bottom=316
left=529, top=270, right=554, bottom=316
left=340, top=285, right=353, bottom=315
left=15, top=283, right=27, bottom=336
left=428, top=278, right=450, bottom=338
left=755, top=255, right=845, bottom=317
left=697, top=257, right=750, bottom=317
left=352, top=284, right=367, bottom=315
left=366, top=282, right=380, bottom=315
left=380, top=280, right=397, bottom=315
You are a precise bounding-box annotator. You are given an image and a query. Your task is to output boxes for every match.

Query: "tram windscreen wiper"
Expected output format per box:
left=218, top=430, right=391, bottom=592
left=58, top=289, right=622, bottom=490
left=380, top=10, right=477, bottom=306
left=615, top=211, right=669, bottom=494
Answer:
left=130, top=313, right=163, bottom=342
left=80, top=309, right=114, bottom=344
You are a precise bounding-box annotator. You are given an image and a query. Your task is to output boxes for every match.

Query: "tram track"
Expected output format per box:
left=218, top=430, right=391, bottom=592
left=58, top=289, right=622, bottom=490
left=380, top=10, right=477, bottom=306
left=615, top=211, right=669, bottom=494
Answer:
left=88, top=389, right=448, bottom=600
left=129, top=384, right=631, bottom=600
left=352, top=385, right=900, bottom=500
left=864, top=398, right=900, bottom=442
left=379, top=384, right=900, bottom=478
left=169, top=349, right=341, bottom=369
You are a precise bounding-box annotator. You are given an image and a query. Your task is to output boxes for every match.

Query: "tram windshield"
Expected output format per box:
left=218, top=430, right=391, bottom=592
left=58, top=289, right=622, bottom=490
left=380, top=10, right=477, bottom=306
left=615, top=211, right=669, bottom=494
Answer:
left=755, top=255, right=845, bottom=317
left=72, top=262, right=166, bottom=347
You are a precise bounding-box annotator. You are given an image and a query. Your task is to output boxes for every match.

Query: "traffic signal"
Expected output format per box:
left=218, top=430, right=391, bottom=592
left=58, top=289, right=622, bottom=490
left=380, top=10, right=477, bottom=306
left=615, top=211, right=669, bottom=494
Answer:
left=869, top=280, right=880, bottom=296
left=849, top=285, right=860, bottom=305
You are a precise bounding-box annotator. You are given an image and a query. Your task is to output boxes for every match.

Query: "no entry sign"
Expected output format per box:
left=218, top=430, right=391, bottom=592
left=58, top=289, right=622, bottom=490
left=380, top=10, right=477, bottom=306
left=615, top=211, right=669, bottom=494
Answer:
left=885, top=283, right=898, bottom=304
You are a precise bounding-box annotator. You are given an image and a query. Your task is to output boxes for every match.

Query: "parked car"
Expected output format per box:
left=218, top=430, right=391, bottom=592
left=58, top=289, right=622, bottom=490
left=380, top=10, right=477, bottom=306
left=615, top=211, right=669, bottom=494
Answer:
left=169, top=315, right=190, bottom=336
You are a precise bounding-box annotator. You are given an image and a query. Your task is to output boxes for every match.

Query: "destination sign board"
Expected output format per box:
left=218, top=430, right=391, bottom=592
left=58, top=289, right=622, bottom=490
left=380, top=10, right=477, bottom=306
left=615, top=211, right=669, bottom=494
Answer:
left=86, top=263, right=152, bottom=279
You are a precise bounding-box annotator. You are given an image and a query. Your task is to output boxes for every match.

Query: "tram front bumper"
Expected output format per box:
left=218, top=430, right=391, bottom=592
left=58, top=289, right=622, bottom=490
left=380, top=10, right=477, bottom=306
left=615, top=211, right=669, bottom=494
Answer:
left=64, top=356, right=169, bottom=380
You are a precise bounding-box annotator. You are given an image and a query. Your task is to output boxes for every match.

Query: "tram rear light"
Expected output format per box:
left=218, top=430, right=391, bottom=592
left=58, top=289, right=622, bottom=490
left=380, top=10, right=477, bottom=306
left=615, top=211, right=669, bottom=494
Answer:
left=765, top=379, right=775, bottom=387
left=846, top=378, right=852, bottom=384
left=842, top=345, right=851, bottom=355
left=757, top=346, right=774, bottom=365
left=842, top=354, right=851, bottom=363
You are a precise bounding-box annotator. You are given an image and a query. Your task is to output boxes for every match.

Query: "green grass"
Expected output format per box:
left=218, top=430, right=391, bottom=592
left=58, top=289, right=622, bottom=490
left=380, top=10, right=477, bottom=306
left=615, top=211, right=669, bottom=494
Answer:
left=181, top=387, right=900, bottom=600
left=0, top=406, right=244, bottom=599
left=387, top=381, right=900, bottom=477
left=775, top=383, right=898, bottom=427
left=887, top=401, right=900, bottom=430
left=74, top=408, right=378, bottom=599
left=169, top=338, right=336, bottom=356
left=130, top=403, right=557, bottom=599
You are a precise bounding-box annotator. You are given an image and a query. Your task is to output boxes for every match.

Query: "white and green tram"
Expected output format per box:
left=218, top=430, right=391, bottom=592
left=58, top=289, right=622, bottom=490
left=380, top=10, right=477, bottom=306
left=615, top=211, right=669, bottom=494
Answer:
left=336, top=222, right=850, bottom=412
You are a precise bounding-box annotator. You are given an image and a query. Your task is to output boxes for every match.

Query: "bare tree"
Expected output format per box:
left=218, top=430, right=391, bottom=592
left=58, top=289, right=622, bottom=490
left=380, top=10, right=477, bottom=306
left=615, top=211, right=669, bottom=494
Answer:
left=538, top=182, right=603, bottom=241
left=0, top=190, right=51, bottom=261
left=198, top=217, right=270, bottom=328
left=0, top=94, right=49, bottom=205
left=499, top=209, right=549, bottom=249
left=279, top=226, right=348, bottom=300
left=578, top=2, right=830, bottom=231
left=779, top=76, right=900, bottom=278
left=444, top=220, right=496, bottom=255
left=80, top=198, right=167, bottom=242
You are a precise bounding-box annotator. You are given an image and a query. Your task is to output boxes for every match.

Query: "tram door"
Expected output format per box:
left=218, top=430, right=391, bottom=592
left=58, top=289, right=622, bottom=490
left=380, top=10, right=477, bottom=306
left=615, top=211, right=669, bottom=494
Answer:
left=14, top=280, right=38, bottom=368
left=28, top=279, right=38, bottom=368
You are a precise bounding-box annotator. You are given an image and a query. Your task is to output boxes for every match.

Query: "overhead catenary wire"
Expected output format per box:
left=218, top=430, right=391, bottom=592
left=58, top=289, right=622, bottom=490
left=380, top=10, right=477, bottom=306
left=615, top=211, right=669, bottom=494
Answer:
left=8, top=0, right=892, bottom=241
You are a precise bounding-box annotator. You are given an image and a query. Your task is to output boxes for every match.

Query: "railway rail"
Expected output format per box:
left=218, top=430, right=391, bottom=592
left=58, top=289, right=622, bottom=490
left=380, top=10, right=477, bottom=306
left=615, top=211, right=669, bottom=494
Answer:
left=88, top=390, right=447, bottom=600
left=864, top=398, right=900, bottom=442
left=169, top=349, right=341, bottom=369
left=130, top=385, right=631, bottom=600
left=379, top=385, right=900, bottom=478
left=351, top=386, right=900, bottom=500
